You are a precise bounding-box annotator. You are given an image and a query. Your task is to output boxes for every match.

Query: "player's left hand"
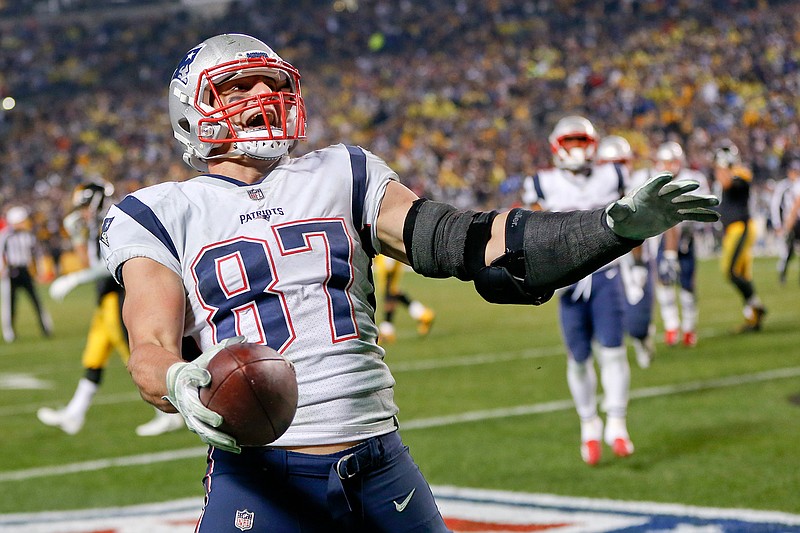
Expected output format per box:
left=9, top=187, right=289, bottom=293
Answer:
left=163, top=336, right=246, bottom=453
left=606, top=173, right=719, bottom=240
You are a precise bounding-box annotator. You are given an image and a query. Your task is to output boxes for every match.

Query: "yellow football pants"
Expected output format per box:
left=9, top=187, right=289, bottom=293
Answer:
left=81, top=291, right=130, bottom=369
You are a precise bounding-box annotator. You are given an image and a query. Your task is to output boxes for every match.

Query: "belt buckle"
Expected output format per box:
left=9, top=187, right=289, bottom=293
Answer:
left=335, top=453, right=356, bottom=480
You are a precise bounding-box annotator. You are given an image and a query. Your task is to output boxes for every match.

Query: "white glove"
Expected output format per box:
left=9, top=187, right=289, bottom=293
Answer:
left=49, top=274, right=81, bottom=301
left=49, top=265, right=112, bottom=301
left=620, top=257, right=648, bottom=305
left=658, top=250, right=679, bottom=285
left=606, top=173, right=719, bottom=240
left=164, top=336, right=246, bottom=453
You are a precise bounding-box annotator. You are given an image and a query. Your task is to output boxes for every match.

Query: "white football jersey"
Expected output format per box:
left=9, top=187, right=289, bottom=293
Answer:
left=528, top=163, right=625, bottom=212
left=101, top=144, right=400, bottom=446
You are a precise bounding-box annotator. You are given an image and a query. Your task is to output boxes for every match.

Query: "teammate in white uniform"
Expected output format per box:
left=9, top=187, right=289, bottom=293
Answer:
left=651, top=142, right=712, bottom=347
left=524, top=117, right=635, bottom=466
left=597, top=136, right=657, bottom=369
left=100, top=35, right=720, bottom=531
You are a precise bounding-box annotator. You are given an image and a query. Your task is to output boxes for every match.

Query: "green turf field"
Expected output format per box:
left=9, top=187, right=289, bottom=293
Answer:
left=0, top=256, right=798, bottom=515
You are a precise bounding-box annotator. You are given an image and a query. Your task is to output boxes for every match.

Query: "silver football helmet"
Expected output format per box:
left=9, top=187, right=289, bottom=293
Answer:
left=549, top=115, right=598, bottom=172
left=714, top=141, right=741, bottom=168
left=596, top=135, right=632, bottom=164
left=169, top=34, right=307, bottom=171
left=654, top=141, right=686, bottom=177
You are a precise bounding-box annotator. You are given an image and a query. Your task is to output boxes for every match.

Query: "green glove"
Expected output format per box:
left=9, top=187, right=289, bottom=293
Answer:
left=606, top=173, right=720, bottom=240
left=163, top=336, right=246, bottom=453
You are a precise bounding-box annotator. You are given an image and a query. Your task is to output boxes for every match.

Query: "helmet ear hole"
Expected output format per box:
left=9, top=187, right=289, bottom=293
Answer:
left=178, top=117, right=191, bottom=134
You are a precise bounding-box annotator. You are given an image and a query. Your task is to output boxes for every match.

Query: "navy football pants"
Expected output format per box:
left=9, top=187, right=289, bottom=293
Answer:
left=196, top=430, right=451, bottom=532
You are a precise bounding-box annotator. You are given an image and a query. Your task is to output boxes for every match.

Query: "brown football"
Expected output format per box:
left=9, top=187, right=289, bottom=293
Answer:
left=199, top=343, right=298, bottom=446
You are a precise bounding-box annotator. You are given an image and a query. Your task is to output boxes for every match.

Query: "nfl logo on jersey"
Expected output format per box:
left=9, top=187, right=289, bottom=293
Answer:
left=247, top=188, right=264, bottom=201
left=234, top=509, right=254, bottom=531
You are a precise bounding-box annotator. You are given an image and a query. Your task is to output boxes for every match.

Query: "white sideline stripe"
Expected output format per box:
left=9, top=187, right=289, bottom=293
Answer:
left=0, top=448, right=208, bottom=482
left=391, top=345, right=564, bottom=371
left=394, top=366, right=800, bottom=429
left=0, top=324, right=760, bottom=418
left=2, top=365, right=799, bottom=483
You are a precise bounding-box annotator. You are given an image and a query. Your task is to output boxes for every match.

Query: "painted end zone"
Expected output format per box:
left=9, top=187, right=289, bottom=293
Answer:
left=1, top=486, right=799, bottom=532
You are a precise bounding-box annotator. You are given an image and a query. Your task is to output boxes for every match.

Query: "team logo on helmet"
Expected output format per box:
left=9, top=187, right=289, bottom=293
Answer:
left=234, top=509, right=254, bottom=531
left=172, top=44, right=203, bottom=85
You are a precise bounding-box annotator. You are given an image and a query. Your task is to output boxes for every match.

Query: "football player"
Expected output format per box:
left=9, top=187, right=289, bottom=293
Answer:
left=597, top=135, right=657, bottom=369
left=37, top=181, right=184, bottom=436
left=771, top=159, right=800, bottom=284
left=650, top=141, right=711, bottom=347
left=373, top=254, right=435, bottom=344
left=100, top=34, right=718, bottom=531
left=714, top=141, right=767, bottom=332
left=524, top=118, right=637, bottom=466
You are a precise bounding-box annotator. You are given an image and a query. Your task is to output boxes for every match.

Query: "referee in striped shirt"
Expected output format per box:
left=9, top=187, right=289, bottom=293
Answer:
left=0, top=206, right=53, bottom=342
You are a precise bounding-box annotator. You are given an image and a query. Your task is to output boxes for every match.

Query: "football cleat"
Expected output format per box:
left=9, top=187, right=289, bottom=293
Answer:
left=664, top=329, right=679, bottom=347
left=682, top=330, right=697, bottom=347
left=581, top=439, right=602, bottom=466
left=136, top=410, right=185, bottom=437
left=416, top=308, right=436, bottom=337
left=580, top=416, right=604, bottom=466
left=609, top=437, right=635, bottom=458
left=604, top=417, right=635, bottom=458
left=378, top=321, right=397, bottom=344
left=37, top=407, right=84, bottom=435
left=738, top=305, right=767, bottom=333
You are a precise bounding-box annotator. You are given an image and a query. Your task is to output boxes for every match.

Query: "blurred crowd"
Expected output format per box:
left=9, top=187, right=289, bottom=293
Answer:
left=1, top=0, right=800, bottom=269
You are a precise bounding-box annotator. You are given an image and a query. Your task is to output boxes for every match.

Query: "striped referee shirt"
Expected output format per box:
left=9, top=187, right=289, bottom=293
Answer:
left=0, top=228, right=39, bottom=269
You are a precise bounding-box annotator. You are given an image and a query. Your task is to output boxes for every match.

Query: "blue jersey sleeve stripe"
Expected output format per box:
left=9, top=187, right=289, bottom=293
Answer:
left=116, top=196, right=179, bottom=261
left=533, top=173, right=545, bottom=200
left=346, top=145, right=367, bottom=230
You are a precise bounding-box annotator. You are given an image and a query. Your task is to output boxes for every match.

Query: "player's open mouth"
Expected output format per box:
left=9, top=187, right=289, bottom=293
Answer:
left=245, top=111, right=277, bottom=130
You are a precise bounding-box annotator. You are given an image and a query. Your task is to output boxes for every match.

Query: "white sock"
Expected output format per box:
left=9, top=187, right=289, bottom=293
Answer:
left=656, top=284, right=680, bottom=331
left=408, top=301, right=425, bottom=320
left=598, top=345, right=630, bottom=418
left=567, top=357, right=598, bottom=421
left=64, top=378, right=98, bottom=419
left=679, top=289, right=697, bottom=332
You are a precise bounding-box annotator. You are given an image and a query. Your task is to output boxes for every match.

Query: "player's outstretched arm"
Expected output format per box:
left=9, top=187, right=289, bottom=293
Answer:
left=378, top=174, right=719, bottom=305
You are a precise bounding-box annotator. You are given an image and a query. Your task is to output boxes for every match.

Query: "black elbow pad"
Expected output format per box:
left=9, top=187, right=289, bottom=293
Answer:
left=473, top=257, right=554, bottom=305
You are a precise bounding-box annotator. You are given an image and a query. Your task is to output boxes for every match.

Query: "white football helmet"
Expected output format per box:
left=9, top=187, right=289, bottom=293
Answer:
left=714, top=141, right=741, bottom=168
left=169, top=33, right=307, bottom=171
left=549, top=115, right=598, bottom=172
left=656, top=141, right=686, bottom=169
left=596, top=135, right=632, bottom=164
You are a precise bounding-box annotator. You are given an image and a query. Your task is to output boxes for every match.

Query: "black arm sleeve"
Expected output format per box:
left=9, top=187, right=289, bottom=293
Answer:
left=474, top=208, right=641, bottom=305
left=519, top=208, right=641, bottom=291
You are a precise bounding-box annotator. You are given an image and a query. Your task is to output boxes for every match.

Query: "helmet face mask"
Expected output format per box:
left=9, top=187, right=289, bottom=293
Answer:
left=169, top=34, right=307, bottom=171
left=549, top=116, right=598, bottom=172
